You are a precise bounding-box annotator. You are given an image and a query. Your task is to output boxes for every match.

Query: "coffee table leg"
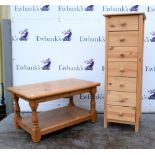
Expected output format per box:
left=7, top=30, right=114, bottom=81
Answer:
left=13, top=94, right=21, bottom=128
left=90, top=87, right=97, bottom=122
left=29, top=101, right=41, bottom=142
left=68, top=96, right=75, bottom=107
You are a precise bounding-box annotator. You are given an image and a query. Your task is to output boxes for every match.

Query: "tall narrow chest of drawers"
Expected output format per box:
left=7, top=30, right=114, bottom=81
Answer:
left=103, top=13, right=145, bottom=132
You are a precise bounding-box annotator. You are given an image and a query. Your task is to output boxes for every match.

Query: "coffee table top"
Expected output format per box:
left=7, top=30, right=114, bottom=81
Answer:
left=7, top=78, right=100, bottom=99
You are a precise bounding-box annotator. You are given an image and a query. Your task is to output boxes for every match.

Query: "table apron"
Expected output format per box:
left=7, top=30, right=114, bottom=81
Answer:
left=15, top=87, right=95, bottom=103
left=35, top=88, right=93, bottom=103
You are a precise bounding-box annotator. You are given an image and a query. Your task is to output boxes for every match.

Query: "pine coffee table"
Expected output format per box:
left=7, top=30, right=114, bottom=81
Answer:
left=7, top=78, right=100, bottom=142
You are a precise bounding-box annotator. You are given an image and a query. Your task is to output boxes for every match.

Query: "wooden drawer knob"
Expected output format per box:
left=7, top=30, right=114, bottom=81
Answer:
left=118, top=112, right=123, bottom=116
left=120, top=67, right=125, bottom=72
left=110, top=24, right=115, bottom=27
left=120, top=82, right=124, bottom=87
left=120, top=53, right=125, bottom=57
left=119, top=98, right=125, bottom=102
left=121, top=22, right=127, bottom=26
left=109, top=47, right=113, bottom=50
left=109, top=105, right=112, bottom=108
left=108, top=82, right=112, bottom=86
left=120, top=37, right=125, bottom=42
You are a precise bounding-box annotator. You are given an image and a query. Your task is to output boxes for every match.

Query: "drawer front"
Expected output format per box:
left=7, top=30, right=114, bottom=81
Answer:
left=108, top=15, right=139, bottom=31
left=108, top=77, right=136, bottom=92
left=107, top=91, right=136, bottom=107
left=108, top=47, right=137, bottom=62
left=107, top=105, right=136, bottom=123
left=109, top=31, right=138, bottom=46
left=108, top=62, right=137, bottom=77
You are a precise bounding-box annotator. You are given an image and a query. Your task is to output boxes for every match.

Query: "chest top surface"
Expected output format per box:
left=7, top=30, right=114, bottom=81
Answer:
left=103, top=12, right=146, bottom=19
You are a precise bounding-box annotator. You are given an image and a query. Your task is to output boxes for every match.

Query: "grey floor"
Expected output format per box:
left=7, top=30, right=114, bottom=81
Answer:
left=0, top=113, right=155, bottom=149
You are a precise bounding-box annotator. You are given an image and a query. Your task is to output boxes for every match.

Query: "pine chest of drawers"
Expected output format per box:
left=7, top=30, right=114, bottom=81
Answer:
left=103, top=13, right=145, bottom=132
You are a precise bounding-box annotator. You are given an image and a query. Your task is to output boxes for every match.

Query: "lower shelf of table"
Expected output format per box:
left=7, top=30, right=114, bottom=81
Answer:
left=18, top=106, right=93, bottom=135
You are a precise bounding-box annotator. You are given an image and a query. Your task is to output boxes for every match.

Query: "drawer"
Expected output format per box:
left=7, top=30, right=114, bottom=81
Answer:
left=108, top=77, right=136, bottom=92
left=109, top=31, right=138, bottom=46
left=108, top=15, right=139, bottom=31
left=107, top=105, right=136, bottom=123
left=108, top=47, right=137, bottom=62
left=108, top=62, right=137, bottom=77
left=107, top=91, right=136, bottom=107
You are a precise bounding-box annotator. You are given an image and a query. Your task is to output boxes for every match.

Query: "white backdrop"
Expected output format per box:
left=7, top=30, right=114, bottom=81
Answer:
left=11, top=5, right=155, bottom=112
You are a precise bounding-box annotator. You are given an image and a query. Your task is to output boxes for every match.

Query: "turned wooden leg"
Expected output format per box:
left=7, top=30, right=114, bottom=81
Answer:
left=90, top=87, right=97, bottom=122
left=68, top=96, right=75, bottom=107
left=13, top=94, right=21, bottom=128
left=29, top=101, right=41, bottom=142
